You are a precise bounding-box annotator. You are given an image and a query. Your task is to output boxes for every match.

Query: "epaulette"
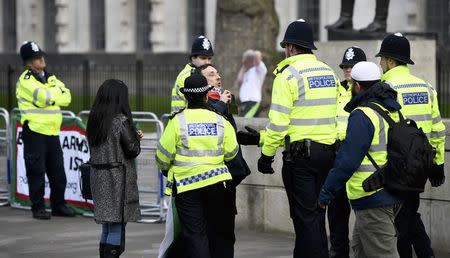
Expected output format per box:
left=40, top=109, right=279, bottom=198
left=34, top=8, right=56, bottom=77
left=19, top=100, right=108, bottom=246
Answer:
left=24, top=70, right=32, bottom=80
left=169, top=108, right=185, bottom=120
left=275, top=64, right=289, bottom=75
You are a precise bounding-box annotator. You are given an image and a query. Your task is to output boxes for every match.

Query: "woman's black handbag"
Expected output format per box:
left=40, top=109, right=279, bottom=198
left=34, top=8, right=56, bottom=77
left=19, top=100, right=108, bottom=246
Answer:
left=79, top=162, right=93, bottom=200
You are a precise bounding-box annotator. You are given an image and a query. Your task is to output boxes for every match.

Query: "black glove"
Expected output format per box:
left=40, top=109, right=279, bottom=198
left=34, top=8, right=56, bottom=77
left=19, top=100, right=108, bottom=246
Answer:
left=161, top=170, right=168, bottom=177
left=362, top=169, right=385, bottom=192
left=237, top=126, right=260, bottom=145
left=429, top=164, right=445, bottom=187
left=258, top=153, right=274, bottom=174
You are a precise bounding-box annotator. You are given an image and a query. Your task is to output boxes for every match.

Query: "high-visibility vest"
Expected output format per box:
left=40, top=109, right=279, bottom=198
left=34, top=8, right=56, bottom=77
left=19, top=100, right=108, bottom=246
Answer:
left=16, top=69, right=71, bottom=136
left=261, top=54, right=339, bottom=156
left=170, top=64, right=194, bottom=113
left=346, top=103, right=399, bottom=200
left=156, top=108, right=238, bottom=195
left=382, top=65, right=446, bottom=165
left=336, top=81, right=352, bottom=141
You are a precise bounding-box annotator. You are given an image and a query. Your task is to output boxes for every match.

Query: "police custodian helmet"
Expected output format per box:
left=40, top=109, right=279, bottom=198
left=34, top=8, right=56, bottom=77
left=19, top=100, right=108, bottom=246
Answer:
left=20, top=41, right=45, bottom=62
left=339, top=46, right=367, bottom=69
left=280, top=19, right=317, bottom=50
left=375, top=33, right=414, bottom=65
left=191, top=36, right=214, bottom=57
left=180, top=74, right=214, bottom=95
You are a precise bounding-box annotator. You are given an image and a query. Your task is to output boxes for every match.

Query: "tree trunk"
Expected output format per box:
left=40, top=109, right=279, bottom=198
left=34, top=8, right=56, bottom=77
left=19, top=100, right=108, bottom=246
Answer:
left=215, top=0, right=279, bottom=116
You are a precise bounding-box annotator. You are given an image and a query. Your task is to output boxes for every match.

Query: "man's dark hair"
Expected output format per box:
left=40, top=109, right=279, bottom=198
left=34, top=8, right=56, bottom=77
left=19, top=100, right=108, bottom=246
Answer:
left=194, top=63, right=216, bottom=74
left=291, top=44, right=313, bottom=54
left=352, top=79, right=381, bottom=90
left=87, top=79, right=133, bottom=147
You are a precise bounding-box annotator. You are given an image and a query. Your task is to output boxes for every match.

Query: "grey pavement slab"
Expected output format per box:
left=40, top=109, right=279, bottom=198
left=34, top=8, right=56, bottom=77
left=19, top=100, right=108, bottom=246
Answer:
left=0, top=206, right=293, bottom=258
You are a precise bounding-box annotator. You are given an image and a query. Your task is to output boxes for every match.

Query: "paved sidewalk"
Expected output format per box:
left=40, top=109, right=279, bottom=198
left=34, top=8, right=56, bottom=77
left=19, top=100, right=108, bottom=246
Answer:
left=0, top=206, right=293, bottom=258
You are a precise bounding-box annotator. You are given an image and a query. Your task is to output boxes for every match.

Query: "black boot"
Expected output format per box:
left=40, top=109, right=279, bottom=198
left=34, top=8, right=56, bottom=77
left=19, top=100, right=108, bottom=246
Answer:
left=104, top=244, right=121, bottom=258
left=325, top=0, right=355, bottom=30
left=99, top=243, right=106, bottom=258
left=360, top=0, right=390, bottom=33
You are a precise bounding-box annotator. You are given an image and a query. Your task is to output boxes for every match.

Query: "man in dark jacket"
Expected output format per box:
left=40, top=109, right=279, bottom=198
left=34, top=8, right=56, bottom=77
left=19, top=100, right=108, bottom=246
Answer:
left=319, top=62, right=402, bottom=258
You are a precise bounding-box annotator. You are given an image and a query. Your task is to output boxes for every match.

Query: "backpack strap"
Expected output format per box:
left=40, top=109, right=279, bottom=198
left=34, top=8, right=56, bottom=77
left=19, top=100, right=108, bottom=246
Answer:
left=361, top=102, right=398, bottom=127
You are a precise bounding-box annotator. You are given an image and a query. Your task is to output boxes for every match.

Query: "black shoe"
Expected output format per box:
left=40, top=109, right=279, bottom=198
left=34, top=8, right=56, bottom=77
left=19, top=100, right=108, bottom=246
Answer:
left=359, top=20, right=386, bottom=33
left=104, top=244, right=121, bottom=258
left=32, top=209, right=51, bottom=220
left=325, top=16, right=353, bottom=30
left=51, top=205, right=76, bottom=217
left=100, top=243, right=106, bottom=258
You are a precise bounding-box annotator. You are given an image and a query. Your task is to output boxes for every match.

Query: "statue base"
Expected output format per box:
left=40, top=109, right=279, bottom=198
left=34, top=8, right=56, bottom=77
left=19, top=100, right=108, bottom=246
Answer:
left=327, top=28, right=388, bottom=40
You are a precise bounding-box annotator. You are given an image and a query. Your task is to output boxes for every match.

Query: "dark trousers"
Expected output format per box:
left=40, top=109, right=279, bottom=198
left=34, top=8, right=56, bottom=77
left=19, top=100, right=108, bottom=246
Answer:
left=282, top=144, right=335, bottom=258
left=395, top=193, right=434, bottom=258
left=22, top=124, right=67, bottom=211
left=327, top=187, right=351, bottom=258
left=175, top=182, right=235, bottom=258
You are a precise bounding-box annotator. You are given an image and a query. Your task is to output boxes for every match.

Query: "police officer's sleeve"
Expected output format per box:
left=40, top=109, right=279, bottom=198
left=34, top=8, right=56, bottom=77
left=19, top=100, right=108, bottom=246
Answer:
left=49, top=77, right=72, bottom=107
left=18, top=78, right=56, bottom=108
left=223, top=120, right=239, bottom=161
left=156, top=119, right=177, bottom=170
left=171, top=71, right=188, bottom=113
left=429, top=87, right=446, bottom=165
left=261, top=75, right=293, bottom=156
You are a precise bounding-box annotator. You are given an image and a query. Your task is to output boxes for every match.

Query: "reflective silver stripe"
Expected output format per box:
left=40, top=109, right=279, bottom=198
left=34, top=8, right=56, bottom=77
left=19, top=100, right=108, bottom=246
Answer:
left=407, top=114, right=432, bottom=122
left=286, top=65, right=302, bottom=81
left=432, top=116, right=442, bottom=124
left=17, top=98, right=29, bottom=103
left=430, top=130, right=446, bottom=138
left=224, top=146, right=239, bottom=159
left=270, top=103, right=291, bottom=114
left=357, top=164, right=379, bottom=172
left=157, top=142, right=175, bottom=159
left=32, top=88, right=40, bottom=106
left=216, top=114, right=224, bottom=147
left=294, top=98, right=336, bottom=106
left=178, top=111, right=189, bottom=148
left=45, top=90, right=51, bottom=106
left=336, top=116, right=349, bottom=122
left=173, top=160, right=210, bottom=166
left=369, top=144, right=387, bottom=152
left=392, top=83, right=429, bottom=90
left=267, top=123, right=288, bottom=132
left=177, top=148, right=223, bottom=157
left=290, top=117, right=335, bottom=126
left=172, top=95, right=183, bottom=101
left=376, top=110, right=386, bottom=146
left=426, top=133, right=431, bottom=138
left=20, top=109, right=61, bottom=114
left=176, top=167, right=229, bottom=187
left=155, top=155, right=170, bottom=170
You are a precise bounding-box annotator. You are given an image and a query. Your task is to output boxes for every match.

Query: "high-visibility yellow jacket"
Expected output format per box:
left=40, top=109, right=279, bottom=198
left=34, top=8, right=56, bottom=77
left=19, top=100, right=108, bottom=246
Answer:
left=261, top=54, right=339, bottom=156
left=170, top=64, right=195, bottom=113
left=346, top=103, right=399, bottom=200
left=382, top=65, right=446, bottom=165
left=336, top=81, right=352, bottom=141
left=156, top=108, right=239, bottom=195
left=16, top=69, right=71, bottom=136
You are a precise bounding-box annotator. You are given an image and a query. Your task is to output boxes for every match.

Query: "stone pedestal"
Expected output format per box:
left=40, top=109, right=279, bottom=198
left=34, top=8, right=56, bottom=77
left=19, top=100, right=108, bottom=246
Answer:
left=16, top=0, right=44, bottom=48
left=327, top=28, right=388, bottom=41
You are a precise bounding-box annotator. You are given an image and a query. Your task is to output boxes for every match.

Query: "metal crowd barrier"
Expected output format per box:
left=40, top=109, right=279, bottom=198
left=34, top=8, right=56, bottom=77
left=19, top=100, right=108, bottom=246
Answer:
left=78, top=110, right=167, bottom=223
left=0, top=108, right=10, bottom=206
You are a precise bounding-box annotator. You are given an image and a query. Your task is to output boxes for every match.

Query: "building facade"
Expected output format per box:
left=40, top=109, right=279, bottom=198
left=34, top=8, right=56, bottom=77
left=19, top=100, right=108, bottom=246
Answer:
left=0, top=0, right=448, bottom=53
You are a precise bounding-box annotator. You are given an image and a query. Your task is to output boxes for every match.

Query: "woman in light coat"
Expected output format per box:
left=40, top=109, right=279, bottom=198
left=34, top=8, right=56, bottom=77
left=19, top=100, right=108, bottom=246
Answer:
left=86, top=79, right=143, bottom=258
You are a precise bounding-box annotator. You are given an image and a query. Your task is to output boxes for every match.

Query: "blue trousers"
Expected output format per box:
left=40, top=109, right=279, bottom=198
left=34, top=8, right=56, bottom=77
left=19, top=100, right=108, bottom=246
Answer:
left=100, top=223, right=124, bottom=245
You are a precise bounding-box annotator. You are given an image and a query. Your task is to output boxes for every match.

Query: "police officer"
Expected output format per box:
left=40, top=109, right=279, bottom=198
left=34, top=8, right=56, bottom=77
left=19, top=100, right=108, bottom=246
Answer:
left=156, top=73, right=239, bottom=258
left=329, top=46, right=366, bottom=258
left=376, top=33, right=446, bottom=258
left=256, top=19, right=339, bottom=258
left=16, top=41, right=74, bottom=219
left=170, top=36, right=214, bottom=113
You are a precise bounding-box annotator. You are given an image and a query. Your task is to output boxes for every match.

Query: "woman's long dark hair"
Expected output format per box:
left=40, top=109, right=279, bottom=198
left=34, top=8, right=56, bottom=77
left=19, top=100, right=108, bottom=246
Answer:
left=87, top=79, right=133, bottom=147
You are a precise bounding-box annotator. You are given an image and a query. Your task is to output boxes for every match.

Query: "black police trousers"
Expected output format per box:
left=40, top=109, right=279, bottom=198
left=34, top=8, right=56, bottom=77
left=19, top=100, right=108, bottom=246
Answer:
left=22, top=123, right=67, bottom=211
left=395, top=193, right=434, bottom=258
left=174, top=182, right=236, bottom=258
left=282, top=142, right=335, bottom=258
left=327, top=187, right=351, bottom=258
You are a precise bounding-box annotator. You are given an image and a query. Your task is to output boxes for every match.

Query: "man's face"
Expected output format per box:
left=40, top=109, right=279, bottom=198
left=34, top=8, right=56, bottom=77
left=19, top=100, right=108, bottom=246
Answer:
left=379, top=56, right=389, bottom=73
left=201, top=66, right=221, bottom=88
left=342, top=65, right=353, bottom=82
left=192, top=55, right=212, bottom=67
left=28, top=56, right=46, bottom=71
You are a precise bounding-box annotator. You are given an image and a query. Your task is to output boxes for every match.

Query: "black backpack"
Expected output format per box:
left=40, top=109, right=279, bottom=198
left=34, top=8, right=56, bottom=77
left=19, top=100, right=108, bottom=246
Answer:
left=362, top=102, right=435, bottom=194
